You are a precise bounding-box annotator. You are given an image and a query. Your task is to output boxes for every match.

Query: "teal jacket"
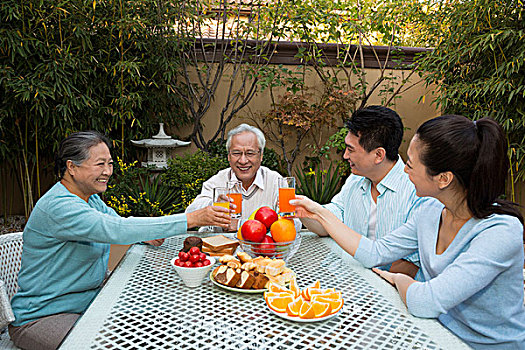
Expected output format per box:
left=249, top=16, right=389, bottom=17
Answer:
left=11, top=182, right=187, bottom=326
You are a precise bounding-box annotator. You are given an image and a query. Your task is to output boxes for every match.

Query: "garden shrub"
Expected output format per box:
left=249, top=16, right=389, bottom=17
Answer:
left=103, top=159, right=181, bottom=217
left=161, top=151, right=229, bottom=210
left=415, top=0, right=525, bottom=189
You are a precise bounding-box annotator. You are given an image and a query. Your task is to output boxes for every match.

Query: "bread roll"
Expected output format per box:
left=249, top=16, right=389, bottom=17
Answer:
left=265, top=259, right=285, bottom=276
left=237, top=252, right=253, bottom=264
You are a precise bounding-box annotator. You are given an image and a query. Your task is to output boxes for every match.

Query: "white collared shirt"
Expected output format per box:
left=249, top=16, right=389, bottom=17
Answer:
left=185, top=166, right=301, bottom=231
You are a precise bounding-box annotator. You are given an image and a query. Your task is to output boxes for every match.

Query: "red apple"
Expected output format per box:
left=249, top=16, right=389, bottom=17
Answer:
left=254, top=206, right=278, bottom=230
left=241, top=220, right=267, bottom=243
left=254, top=235, right=276, bottom=257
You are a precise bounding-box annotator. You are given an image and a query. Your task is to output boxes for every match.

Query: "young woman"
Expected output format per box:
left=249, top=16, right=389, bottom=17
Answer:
left=9, top=131, right=232, bottom=350
left=291, top=115, right=525, bottom=349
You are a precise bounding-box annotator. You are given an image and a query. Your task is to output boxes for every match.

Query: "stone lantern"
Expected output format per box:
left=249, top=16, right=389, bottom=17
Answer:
left=131, top=123, right=191, bottom=169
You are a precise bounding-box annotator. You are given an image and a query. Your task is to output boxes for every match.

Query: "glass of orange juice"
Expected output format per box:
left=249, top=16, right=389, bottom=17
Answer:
left=213, top=187, right=230, bottom=210
left=278, top=177, right=296, bottom=217
left=226, top=181, right=242, bottom=219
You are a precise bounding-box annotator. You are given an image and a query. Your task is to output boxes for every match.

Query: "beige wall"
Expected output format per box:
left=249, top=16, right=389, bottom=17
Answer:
left=170, top=65, right=441, bottom=166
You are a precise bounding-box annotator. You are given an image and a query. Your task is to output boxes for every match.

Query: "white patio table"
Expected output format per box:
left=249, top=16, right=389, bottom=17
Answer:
left=59, top=232, right=471, bottom=350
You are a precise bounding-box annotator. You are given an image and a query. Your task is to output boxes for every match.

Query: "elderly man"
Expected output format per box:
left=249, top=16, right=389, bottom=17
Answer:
left=301, top=106, right=426, bottom=278
left=186, top=124, right=301, bottom=231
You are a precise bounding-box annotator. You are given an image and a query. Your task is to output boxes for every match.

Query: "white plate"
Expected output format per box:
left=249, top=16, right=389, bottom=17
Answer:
left=209, top=274, right=267, bottom=294
left=267, top=306, right=343, bottom=322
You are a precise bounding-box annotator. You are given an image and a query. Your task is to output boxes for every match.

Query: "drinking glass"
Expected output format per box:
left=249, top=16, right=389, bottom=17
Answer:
left=278, top=177, right=296, bottom=217
left=226, top=181, right=243, bottom=219
left=212, top=187, right=230, bottom=210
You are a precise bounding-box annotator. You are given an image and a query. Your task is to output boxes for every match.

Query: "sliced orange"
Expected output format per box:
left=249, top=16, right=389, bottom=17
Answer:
left=268, top=282, right=291, bottom=294
left=286, top=296, right=304, bottom=317
left=308, top=288, right=331, bottom=299
left=289, top=277, right=300, bottom=298
left=320, top=291, right=342, bottom=300
left=298, top=301, right=315, bottom=319
left=264, top=291, right=294, bottom=303
left=311, top=280, right=321, bottom=289
left=313, top=296, right=344, bottom=314
left=311, top=301, right=331, bottom=318
left=266, top=294, right=294, bottom=313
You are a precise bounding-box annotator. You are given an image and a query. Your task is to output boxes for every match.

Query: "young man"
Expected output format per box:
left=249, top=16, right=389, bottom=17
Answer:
left=301, top=106, right=424, bottom=277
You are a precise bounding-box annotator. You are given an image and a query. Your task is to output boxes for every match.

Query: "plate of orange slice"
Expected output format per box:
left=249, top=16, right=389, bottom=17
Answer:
left=264, top=279, right=344, bottom=322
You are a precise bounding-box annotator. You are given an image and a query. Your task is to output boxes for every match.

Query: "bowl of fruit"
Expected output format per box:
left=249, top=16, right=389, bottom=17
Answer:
left=237, top=206, right=301, bottom=262
left=171, top=246, right=216, bottom=287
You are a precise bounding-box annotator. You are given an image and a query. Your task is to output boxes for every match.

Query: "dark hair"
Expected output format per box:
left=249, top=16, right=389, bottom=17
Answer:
left=345, top=105, right=403, bottom=161
left=416, top=115, right=523, bottom=227
left=55, top=131, right=112, bottom=179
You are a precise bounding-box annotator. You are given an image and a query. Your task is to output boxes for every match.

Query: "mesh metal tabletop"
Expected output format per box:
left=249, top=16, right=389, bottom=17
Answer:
left=59, top=233, right=470, bottom=350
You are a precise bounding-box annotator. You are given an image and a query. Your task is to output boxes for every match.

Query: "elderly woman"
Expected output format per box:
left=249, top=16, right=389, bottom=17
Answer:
left=291, top=115, right=525, bottom=349
left=8, top=131, right=231, bottom=350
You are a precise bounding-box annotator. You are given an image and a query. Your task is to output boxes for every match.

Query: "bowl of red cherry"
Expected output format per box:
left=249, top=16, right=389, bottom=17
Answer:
left=171, top=246, right=216, bottom=287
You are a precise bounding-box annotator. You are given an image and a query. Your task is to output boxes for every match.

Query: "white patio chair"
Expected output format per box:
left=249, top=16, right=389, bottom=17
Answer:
left=0, top=232, right=23, bottom=350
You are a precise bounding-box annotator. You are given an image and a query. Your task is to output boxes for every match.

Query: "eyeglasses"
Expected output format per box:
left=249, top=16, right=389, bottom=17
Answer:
left=229, top=150, right=260, bottom=159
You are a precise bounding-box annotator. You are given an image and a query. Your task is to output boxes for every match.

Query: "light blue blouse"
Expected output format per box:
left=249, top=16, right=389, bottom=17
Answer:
left=355, top=199, right=525, bottom=349
left=324, top=156, right=423, bottom=265
left=11, top=182, right=188, bottom=327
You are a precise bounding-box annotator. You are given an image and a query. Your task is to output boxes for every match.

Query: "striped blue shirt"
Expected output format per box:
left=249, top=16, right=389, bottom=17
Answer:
left=324, top=156, right=423, bottom=266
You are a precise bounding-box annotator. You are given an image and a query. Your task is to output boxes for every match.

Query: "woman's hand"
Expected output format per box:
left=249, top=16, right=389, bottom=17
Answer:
left=289, top=195, right=324, bottom=220
left=144, top=239, right=165, bottom=247
left=186, top=205, right=232, bottom=229
left=372, top=268, right=396, bottom=286
left=372, top=267, right=416, bottom=305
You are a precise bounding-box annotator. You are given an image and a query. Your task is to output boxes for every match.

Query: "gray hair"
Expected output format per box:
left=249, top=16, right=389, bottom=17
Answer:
left=55, top=131, right=112, bottom=179
left=226, top=124, right=266, bottom=153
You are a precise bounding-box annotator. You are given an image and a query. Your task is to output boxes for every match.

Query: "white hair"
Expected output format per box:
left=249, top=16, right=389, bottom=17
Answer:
left=226, top=124, right=266, bottom=153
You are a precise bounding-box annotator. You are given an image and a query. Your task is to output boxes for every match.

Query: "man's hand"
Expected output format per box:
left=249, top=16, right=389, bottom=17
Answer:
left=289, top=195, right=325, bottom=220
left=389, top=259, right=419, bottom=279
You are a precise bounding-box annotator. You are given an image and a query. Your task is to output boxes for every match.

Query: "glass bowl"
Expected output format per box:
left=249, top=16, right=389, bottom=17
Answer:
left=237, top=231, right=301, bottom=262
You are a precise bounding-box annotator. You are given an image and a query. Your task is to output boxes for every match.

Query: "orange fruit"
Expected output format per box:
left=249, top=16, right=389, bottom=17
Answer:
left=311, top=301, right=331, bottom=318
left=312, top=280, right=321, bottom=289
left=298, top=301, right=315, bottom=319
left=268, top=282, right=291, bottom=294
left=270, top=218, right=296, bottom=242
left=237, top=227, right=243, bottom=240
left=289, top=277, right=300, bottom=298
left=264, top=291, right=293, bottom=303
left=308, top=288, right=329, bottom=299
left=313, top=296, right=344, bottom=314
left=320, top=291, right=342, bottom=300
left=286, top=296, right=304, bottom=317
left=303, top=287, right=324, bottom=301
left=267, top=294, right=294, bottom=313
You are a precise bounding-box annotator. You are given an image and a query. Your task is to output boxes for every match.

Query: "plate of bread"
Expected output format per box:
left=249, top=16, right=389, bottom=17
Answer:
left=210, top=252, right=294, bottom=293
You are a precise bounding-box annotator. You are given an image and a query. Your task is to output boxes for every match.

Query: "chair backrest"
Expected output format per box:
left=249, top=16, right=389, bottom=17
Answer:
left=0, top=232, right=24, bottom=300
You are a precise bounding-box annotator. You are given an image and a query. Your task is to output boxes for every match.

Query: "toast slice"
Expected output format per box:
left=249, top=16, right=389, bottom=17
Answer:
left=202, top=235, right=239, bottom=252
left=202, top=245, right=237, bottom=256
